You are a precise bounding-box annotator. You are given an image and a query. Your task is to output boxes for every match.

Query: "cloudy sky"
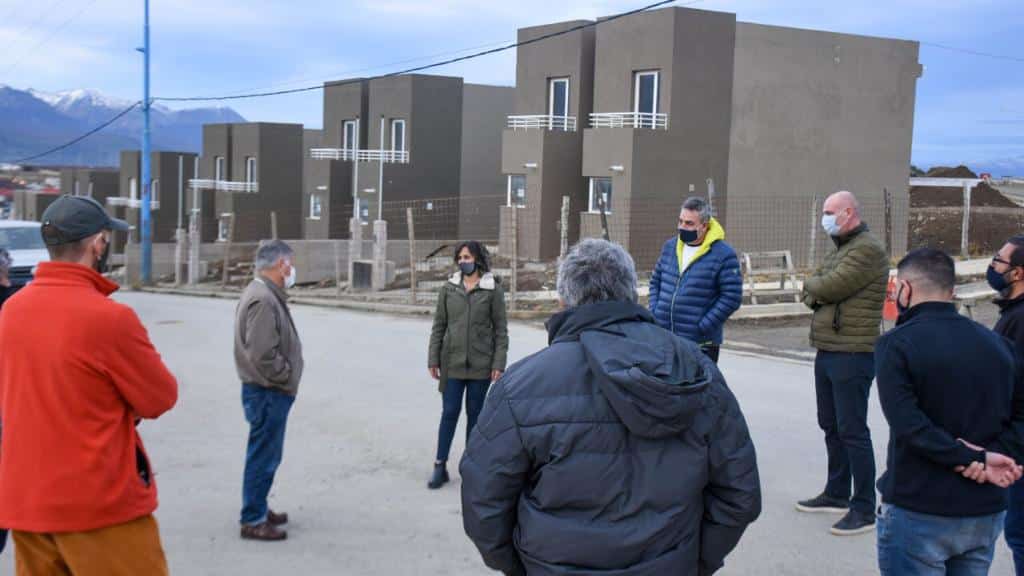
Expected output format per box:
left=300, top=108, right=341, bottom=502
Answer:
left=0, top=0, right=1020, bottom=168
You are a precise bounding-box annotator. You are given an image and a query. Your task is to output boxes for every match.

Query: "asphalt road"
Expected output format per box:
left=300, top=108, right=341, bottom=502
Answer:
left=0, top=293, right=1013, bottom=575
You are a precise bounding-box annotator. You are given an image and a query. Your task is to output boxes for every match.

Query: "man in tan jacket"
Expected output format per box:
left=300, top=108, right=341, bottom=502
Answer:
left=234, top=240, right=303, bottom=541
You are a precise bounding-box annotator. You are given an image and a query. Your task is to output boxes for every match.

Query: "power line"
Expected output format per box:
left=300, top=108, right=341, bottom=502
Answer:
left=920, top=41, right=1024, bottom=64
left=7, top=0, right=695, bottom=163
left=0, top=0, right=74, bottom=55
left=6, top=101, right=140, bottom=164
left=206, top=38, right=517, bottom=100
left=155, top=0, right=695, bottom=102
left=1, top=0, right=100, bottom=78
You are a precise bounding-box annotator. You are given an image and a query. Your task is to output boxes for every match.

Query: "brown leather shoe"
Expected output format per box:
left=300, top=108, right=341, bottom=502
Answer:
left=240, top=522, right=287, bottom=541
left=267, top=510, right=288, bottom=526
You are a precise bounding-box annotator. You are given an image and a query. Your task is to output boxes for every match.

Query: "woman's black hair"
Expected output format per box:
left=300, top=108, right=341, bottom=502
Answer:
left=454, top=240, right=490, bottom=273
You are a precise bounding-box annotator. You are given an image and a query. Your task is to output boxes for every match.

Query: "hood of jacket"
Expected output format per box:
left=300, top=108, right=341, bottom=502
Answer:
left=547, top=300, right=712, bottom=439
left=448, top=270, right=496, bottom=290
left=676, top=217, right=726, bottom=273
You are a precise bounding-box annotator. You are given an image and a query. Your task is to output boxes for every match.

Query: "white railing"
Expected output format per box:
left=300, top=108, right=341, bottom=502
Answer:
left=309, top=148, right=410, bottom=163
left=507, top=115, right=577, bottom=132
left=106, top=197, right=160, bottom=209
left=589, top=112, right=669, bottom=130
left=188, top=179, right=260, bottom=193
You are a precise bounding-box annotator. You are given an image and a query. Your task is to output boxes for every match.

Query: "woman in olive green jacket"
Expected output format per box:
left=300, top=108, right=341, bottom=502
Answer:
left=426, top=241, right=509, bottom=489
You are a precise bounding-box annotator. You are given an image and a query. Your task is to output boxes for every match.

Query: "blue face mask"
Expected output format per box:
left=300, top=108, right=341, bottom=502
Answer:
left=987, top=266, right=1014, bottom=293
left=459, top=261, right=477, bottom=276
left=821, top=214, right=842, bottom=236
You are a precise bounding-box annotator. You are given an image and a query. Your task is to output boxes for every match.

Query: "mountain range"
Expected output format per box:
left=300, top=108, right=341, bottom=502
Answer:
left=0, top=85, right=245, bottom=166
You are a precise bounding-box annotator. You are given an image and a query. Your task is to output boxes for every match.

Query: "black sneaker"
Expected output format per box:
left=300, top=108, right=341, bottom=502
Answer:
left=830, top=510, right=876, bottom=536
left=795, top=493, right=849, bottom=514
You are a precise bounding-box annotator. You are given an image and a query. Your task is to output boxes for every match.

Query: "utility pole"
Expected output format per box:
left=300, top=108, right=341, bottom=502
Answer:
left=138, top=0, right=152, bottom=284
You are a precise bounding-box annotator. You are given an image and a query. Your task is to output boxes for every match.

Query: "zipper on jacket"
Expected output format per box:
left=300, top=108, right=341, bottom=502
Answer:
left=669, top=269, right=684, bottom=333
left=465, top=287, right=472, bottom=370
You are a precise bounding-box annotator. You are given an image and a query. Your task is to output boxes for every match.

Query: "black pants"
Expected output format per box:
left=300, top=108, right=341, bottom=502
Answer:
left=701, top=344, right=720, bottom=364
left=814, top=350, right=876, bottom=516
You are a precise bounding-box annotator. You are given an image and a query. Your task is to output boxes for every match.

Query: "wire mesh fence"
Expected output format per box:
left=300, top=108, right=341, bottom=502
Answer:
left=114, top=186, right=1023, bottom=300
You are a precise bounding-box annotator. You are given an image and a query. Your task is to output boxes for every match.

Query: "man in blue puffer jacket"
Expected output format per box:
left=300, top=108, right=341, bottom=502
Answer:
left=649, top=196, right=743, bottom=362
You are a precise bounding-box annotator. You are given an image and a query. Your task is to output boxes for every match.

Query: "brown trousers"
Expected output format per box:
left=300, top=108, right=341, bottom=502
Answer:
left=12, top=514, right=168, bottom=576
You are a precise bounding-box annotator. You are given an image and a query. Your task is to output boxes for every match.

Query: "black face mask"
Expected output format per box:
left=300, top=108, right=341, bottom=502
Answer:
left=459, top=261, right=477, bottom=276
left=679, top=229, right=699, bottom=245
left=94, top=237, right=111, bottom=274
left=896, top=282, right=912, bottom=316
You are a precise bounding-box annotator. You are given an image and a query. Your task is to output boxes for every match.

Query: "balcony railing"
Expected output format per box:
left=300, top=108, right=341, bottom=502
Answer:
left=309, top=148, right=410, bottom=163
left=589, top=112, right=669, bottom=130
left=507, top=115, right=577, bottom=132
left=188, top=179, right=260, bottom=193
left=106, top=197, right=160, bottom=209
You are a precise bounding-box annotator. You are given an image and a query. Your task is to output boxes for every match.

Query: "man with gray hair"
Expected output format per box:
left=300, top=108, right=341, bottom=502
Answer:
left=461, top=239, right=761, bottom=575
left=649, top=196, right=742, bottom=363
left=234, top=240, right=303, bottom=541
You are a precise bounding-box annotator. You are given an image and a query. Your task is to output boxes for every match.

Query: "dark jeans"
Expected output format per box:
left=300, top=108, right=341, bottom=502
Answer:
left=701, top=344, right=720, bottom=364
left=814, top=350, right=877, bottom=515
left=1007, top=481, right=1024, bottom=575
left=0, top=528, right=6, bottom=555
left=878, top=504, right=1004, bottom=575
left=435, top=378, right=490, bottom=462
left=240, top=383, right=295, bottom=526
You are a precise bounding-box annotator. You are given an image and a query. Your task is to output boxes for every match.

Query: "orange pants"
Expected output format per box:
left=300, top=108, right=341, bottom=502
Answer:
left=12, top=514, right=168, bottom=576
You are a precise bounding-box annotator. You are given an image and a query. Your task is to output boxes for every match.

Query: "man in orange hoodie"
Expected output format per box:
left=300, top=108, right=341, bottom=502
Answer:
left=0, top=195, right=178, bottom=575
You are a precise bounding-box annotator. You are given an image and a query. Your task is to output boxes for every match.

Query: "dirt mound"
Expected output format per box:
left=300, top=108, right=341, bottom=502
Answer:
left=910, top=165, right=1017, bottom=208
left=926, top=165, right=977, bottom=179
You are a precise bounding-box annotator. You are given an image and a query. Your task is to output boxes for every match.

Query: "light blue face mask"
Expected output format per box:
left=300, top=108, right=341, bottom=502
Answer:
left=821, top=213, right=842, bottom=236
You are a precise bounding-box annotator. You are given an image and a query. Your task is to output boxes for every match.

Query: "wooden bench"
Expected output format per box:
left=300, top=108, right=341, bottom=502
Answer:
left=741, top=250, right=802, bottom=305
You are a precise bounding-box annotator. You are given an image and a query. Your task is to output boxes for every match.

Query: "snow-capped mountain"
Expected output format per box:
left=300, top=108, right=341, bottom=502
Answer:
left=0, top=85, right=246, bottom=166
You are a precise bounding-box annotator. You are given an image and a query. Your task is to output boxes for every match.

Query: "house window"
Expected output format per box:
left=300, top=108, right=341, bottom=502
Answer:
left=507, top=174, right=526, bottom=208
left=343, top=120, right=357, bottom=151
left=548, top=77, right=569, bottom=129
left=589, top=177, right=612, bottom=213
left=215, top=156, right=225, bottom=181
left=129, top=177, right=138, bottom=201
left=310, top=194, right=323, bottom=220
left=391, top=119, right=406, bottom=152
left=245, top=157, right=256, bottom=184
left=151, top=179, right=160, bottom=204
left=218, top=218, right=229, bottom=241
left=634, top=71, right=659, bottom=127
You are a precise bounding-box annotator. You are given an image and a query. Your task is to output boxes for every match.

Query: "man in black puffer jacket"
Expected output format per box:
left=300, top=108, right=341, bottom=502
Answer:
left=460, top=239, right=761, bottom=576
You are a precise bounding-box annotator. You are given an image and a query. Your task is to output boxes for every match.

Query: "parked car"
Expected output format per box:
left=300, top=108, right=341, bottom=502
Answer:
left=0, top=221, right=47, bottom=288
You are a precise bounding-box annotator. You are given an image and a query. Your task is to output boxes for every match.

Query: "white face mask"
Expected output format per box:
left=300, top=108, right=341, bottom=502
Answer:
left=284, top=263, right=296, bottom=289
left=821, top=213, right=842, bottom=236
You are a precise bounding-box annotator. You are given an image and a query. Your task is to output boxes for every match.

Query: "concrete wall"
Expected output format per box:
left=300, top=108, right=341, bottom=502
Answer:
left=500, top=20, right=595, bottom=261
left=12, top=190, right=59, bottom=222
left=355, top=75, right=465, bottom=239
left=726, top=23, right=920, bottom=267
left=117, top=152, right=198, bottom=245
left=196, top=124, right=230, bottom=241
left=210, top=123, right=305, bottom=242
left=125, top=238, right=460, bottom=286
left=582, top=7, right=736, bottom=270
left=459, top=84, right=514, bottom=242
left=316, top=79, right=369, bottom=240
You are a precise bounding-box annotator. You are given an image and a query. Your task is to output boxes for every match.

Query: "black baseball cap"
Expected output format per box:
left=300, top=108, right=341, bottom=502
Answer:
left=40, top=195, right=130, bottom=246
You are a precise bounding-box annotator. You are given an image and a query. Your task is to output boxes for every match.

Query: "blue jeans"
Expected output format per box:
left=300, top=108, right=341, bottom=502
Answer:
left=814, top=351, right=877, bottom=515
left=435, top=378, right=490, bottom=462
left=1007, top=482, right=1024, bottom=575
left=240, top=383, right=295, bottom=526
left=878, top=504, right=1005, bottom=575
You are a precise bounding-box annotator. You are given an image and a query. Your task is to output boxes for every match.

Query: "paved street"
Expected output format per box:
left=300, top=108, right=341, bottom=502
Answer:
left=0, top=292, right=1013, bottom=575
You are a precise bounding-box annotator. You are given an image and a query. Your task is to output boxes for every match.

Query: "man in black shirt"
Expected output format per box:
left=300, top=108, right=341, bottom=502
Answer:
left=876, top=248, right=1024, bottom=575
left=991, top=235, right=1024, bottom=575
